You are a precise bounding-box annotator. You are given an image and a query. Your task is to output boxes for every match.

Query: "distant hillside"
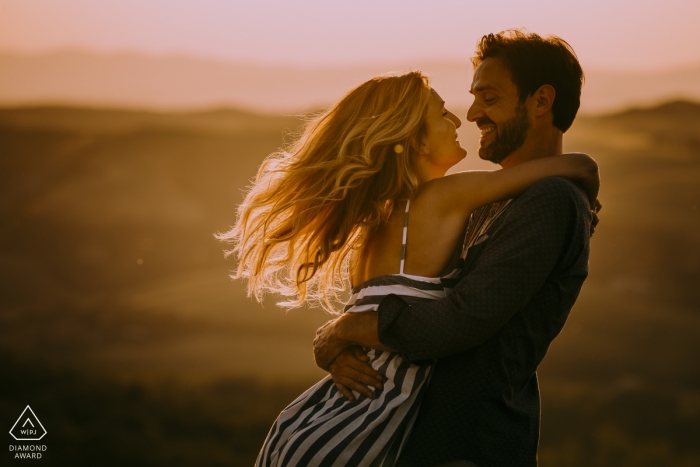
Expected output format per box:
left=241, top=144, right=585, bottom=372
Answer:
left=2, top=50, right=700, bottom=113
left=1, top=100, right=700, bottom=465
left=0, top=104, right=295, bottom=136
left=1, top=98, right=698, bottom=379
left=605, top=99, right=700, bottom=120
left=578, top=99, right=700, bottom=152
left=581, top=67, right=700, bottom=113
left=0, top=50, right=471, bottom=113
left=0, top=104, right=329, bottom=384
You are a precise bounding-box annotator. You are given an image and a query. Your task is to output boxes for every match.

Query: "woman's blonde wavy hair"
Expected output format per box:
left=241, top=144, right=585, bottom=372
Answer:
left=217, top=71, right=431, bottom=313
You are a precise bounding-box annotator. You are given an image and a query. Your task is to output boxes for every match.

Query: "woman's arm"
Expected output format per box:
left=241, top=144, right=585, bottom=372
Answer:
left=424, top=153, right=599, bottom=218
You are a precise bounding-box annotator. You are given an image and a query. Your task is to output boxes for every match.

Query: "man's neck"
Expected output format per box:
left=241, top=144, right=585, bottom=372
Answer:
left=499, top=128, right=563, bottom=169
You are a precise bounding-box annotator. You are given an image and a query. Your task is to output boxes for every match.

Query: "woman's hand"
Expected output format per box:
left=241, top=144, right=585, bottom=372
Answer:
left=590, top=198, right=602, bottom=237
left=562, top=152, right=600, bottom=205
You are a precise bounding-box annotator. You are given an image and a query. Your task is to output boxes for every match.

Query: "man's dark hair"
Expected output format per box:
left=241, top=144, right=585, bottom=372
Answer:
left=472, top=30, right=584, bottom=132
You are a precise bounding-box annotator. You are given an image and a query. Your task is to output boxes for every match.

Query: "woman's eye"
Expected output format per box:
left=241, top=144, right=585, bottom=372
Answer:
left=442, top=111, right=448, bottom=117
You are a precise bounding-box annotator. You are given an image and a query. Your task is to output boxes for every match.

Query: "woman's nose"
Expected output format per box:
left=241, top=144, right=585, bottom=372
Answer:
left=449, top=111, right=462, bottom=129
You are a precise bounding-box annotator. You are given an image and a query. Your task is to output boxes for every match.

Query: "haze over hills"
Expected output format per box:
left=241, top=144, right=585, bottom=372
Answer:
left=1, top=100, right=699, bottom=465
left=1, top=100, right=698, bottom=383
left=2, top=50, right=700, bottom=114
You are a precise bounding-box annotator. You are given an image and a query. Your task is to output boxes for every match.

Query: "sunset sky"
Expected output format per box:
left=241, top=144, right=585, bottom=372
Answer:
left=2, top=0, right=699, bottom=71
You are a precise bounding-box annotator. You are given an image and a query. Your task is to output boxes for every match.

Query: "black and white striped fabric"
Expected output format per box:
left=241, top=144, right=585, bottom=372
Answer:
left=255, top=200, right=460, bottom=467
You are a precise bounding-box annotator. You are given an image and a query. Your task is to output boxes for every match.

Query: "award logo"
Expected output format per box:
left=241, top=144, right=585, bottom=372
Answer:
left=9, top=406, right=47, bottom=460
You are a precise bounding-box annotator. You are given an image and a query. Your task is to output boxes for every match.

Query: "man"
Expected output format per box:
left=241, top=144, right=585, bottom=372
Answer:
left=314, top=30, right=599, bottom=467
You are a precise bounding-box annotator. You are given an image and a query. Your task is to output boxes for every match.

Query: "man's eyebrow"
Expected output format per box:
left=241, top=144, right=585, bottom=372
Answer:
left=470, top=85, right=498, bottom=94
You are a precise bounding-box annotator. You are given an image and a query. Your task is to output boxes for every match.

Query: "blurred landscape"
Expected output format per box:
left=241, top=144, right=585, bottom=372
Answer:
left=1, top=99, right=699, bottom=466
left=2, top=50, right=700, bottom=113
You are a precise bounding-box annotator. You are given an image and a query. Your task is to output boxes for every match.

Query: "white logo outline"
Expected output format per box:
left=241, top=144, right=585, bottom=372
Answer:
left=9, top=405, right=47, bottom=441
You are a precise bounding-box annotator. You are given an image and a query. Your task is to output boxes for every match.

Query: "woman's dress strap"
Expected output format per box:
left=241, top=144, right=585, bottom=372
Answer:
left=399, top=199, right=410, bottom=275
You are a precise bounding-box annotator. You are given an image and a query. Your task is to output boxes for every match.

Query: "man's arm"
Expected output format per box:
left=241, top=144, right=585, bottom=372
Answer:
left=314, top=177, right=590, bottom=366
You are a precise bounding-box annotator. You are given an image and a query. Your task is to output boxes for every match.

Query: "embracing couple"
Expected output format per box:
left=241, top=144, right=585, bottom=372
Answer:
left=219, top=30, right=601, bottom=467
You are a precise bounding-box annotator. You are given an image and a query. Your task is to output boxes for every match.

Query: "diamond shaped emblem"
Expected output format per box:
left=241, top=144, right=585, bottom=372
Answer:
left=9, top=406, right=47, bottom=441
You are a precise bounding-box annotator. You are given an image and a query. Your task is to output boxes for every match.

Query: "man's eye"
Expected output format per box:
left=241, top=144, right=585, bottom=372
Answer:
left=484, top=97, right=496, bottom=104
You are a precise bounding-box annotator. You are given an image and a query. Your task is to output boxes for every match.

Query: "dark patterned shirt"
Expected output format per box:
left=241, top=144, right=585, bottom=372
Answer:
left=377, top=177, right=592, bottom=467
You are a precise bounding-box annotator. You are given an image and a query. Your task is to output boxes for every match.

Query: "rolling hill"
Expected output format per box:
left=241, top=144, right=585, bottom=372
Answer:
left=1, top=101, right=699, bottom=466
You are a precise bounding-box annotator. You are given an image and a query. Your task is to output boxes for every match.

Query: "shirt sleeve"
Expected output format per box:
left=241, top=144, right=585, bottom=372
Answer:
left=377, top=177, right=591, bottom=361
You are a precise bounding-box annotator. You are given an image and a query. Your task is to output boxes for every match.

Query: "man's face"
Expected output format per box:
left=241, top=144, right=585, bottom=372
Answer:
left=467, top=58, right=530, bottom=164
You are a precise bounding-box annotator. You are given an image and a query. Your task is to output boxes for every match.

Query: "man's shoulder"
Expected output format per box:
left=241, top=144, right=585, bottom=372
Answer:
left=527, top=176, right=586, bottom=196
left=492, top=177, right=590, bottom=236
left=517, top=176, right=589, bottom=211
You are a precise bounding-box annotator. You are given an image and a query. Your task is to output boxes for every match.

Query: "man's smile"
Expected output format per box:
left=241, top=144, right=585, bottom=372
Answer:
left=479, top=125, right=496, bottom=145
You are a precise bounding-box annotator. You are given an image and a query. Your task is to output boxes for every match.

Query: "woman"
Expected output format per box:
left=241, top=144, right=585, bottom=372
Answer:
left=218, top=72, right=598, bottom=466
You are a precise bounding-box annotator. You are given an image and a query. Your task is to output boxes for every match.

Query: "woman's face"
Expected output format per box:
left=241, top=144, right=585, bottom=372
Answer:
left=417, top=89, right=467, bottom=181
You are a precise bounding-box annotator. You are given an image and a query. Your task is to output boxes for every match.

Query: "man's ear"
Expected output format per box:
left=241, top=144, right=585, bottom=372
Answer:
left=532, top=84, right=556, bottom=117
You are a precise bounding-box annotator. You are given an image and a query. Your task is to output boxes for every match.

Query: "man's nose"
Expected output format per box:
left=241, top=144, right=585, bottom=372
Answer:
left=466, top=100, right=481, bottom=123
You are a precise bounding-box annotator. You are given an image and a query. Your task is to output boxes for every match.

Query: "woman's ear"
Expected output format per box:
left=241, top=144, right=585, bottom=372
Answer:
left=410, top=135, right=426, bottom=156
left=533, top=84, right=556, bottom=116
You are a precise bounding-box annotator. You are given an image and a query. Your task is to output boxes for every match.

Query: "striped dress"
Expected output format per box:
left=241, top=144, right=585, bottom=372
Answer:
left=255, top=200, right=460, bottom=467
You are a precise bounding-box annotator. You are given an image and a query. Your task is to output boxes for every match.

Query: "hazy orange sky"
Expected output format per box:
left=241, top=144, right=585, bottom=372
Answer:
left=1, top=0, right=699, bottom=71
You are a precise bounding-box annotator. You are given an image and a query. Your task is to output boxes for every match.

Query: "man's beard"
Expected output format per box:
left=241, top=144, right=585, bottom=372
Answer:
left=479, top=103, right=530, bottom=164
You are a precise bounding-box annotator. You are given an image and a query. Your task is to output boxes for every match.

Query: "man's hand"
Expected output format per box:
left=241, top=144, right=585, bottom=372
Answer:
left=314, top=311, right=394, bottom=371
left=313, top=317, right=352, bottom=371
left=590, top=198, right=602, bottom=236
left=329, top=346, right=383, bottom=401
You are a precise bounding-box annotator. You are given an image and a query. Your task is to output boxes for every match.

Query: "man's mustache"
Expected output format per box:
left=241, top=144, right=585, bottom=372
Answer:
left=476, top=117, right=497, bottom=128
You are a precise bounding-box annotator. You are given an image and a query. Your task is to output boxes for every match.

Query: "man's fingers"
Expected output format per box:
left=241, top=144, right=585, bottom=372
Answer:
left=342, top=350, right=381, bottom=377
left=352, top=346, right=370, bottom=362
left=331, top=358, right=382, bottom=389
left=335, top=376, right=374, bottom=399
left=335, top=382, right=355, bottom=401
left=345, top=365, right=383, bottom=389
left=346, top=357, right=383, bottom=383
left=345, top=347, right=382, bottom=381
